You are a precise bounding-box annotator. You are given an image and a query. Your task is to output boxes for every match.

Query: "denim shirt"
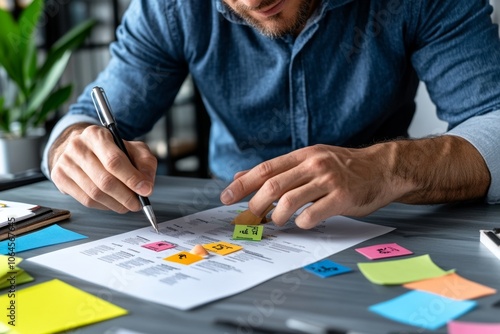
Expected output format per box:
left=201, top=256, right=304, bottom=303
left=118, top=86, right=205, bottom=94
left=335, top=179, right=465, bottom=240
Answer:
left=43, top=0, right=500, bottom=203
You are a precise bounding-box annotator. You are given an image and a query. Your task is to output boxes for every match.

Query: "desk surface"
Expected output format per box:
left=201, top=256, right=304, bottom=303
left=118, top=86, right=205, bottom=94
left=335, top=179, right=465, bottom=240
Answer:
left=2, top=177, right=500, bottom=334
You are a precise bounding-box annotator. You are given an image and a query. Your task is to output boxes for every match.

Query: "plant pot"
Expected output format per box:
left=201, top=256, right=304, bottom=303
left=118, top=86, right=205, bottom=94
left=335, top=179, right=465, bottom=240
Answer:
left=0, top=135, right=44, bottom=176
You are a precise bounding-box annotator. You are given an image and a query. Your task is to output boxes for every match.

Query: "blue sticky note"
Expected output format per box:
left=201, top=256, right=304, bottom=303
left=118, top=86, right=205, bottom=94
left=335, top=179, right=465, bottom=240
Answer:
left=369, top=290, right=477, bottom=330
left=0, top=224, right=87, bottom=254
left=303, top=259, right=352, bottom=278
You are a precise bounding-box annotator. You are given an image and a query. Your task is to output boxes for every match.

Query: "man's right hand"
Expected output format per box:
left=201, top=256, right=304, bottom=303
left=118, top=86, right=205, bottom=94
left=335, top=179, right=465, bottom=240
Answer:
left=48, top=123, right=157, bottom=213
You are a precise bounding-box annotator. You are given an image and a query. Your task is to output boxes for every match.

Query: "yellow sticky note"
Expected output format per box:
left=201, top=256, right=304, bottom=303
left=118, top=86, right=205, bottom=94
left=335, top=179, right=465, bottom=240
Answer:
left=0, top=279, right=127, bottom=333
left=0, top=255, right=22, bottom=276
left=203, top=241, right=243, bottom=255
left=0, top=270, right=33, bottom=290
left=357, top=254, right=454, bottom=285
left=403, top=273, right=497, bottom=300
left=0, top=255, right=33, bottom=290
left=164, top=251, right=204, bottom=265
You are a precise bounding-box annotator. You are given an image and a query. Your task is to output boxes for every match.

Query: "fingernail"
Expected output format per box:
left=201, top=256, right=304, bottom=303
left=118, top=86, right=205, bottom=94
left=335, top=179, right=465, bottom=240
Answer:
left=136, top=181, right=152, bottom=195
left=220, top=188, right=234, bottom=204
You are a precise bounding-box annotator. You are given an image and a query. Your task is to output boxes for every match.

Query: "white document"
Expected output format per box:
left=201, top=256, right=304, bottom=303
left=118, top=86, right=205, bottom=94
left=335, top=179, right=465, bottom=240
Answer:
left=28, top=203, right=394, bottom=310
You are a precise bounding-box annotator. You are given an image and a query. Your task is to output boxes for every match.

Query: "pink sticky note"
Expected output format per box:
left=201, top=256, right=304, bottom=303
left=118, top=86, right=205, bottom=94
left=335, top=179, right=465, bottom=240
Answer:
left=355, top=243, right=413, bottom=260
left=141, top=241, right=177, bottom=252
left=448, top=321, right=500, bottom=334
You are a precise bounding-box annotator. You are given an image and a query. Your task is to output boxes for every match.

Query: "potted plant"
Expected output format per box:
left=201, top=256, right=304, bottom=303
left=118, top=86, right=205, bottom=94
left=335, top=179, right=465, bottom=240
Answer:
left=0, top=0, right=95, bottom=175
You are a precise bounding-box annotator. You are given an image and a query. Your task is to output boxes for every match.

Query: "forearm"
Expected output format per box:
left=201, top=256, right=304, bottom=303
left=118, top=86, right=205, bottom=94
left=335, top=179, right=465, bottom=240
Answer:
left=381, top=135, right=490, bottom=204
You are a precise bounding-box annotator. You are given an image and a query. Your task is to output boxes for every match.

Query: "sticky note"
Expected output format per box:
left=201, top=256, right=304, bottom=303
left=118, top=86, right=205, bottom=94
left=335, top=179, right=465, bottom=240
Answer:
left=164, top=251, right=204, bottom=265
left=355, top=243, right=413, bottom=260
left=0, top=255, right=34, bottom=289
left=203, top=241, right=243, bottom=255
left=303, top=259, right=352, bottom=278
left=142, top=241, right=176, bottom=252
left=448, top=320, right=500, bottom=334
left=358, top=254, right=454, bottom=285
left=369, top=290, right=476, bottom=330
left=0, top=255, right=22, bottom=280
left=0, top=279, right=127, bottom=333
left=233, top=225, right=264, bottom=241
left=404, top=273, right=496, bottom=300
left=0, top=270, right=34, bottom=289
left=0, top=224, right=87, bottom=254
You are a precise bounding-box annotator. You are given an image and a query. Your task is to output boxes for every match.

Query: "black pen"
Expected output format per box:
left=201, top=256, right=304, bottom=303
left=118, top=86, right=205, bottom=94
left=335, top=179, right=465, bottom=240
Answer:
left=91, top=86, right=159, bottom=233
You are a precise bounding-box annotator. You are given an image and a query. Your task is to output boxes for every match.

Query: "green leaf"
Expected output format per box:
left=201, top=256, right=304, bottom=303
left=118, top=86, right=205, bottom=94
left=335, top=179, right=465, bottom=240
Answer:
left=0, top=9, right=24, bottom=91
left=19, top=0, right=43, bottom=88
left=32, top=85, right=73, bottom=127
left=38, top=19, right=96, bottom=80
left=23, top=37, right=38, bottom=88
left=26, top=50, right=72, bottom=115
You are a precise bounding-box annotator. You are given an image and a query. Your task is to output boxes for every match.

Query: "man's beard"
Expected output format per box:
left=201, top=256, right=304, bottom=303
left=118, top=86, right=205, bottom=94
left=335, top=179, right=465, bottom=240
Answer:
left=224, top=0, right=313, bottom=38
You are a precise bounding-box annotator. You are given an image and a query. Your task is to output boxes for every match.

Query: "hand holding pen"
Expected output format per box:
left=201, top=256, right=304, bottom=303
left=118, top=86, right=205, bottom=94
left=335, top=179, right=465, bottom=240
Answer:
left=91, top=86, right=159, bottom=233
left=48, top=88, right=158, bottom=226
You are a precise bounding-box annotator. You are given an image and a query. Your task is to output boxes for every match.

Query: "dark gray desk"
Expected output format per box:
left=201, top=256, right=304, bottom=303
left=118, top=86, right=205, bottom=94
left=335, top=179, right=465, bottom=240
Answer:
left=2, top=177, right=500, bottom=334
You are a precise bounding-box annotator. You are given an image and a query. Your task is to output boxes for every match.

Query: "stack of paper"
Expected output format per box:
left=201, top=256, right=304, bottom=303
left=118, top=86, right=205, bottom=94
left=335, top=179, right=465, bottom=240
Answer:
left=0, top=200, right=70, bottom=240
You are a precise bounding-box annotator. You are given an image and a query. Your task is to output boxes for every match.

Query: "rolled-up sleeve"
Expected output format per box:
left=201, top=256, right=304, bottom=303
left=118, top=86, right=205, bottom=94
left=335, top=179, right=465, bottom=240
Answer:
left=409, top=0, right=500, bottom=203
left=446, top=109, right=500, bottom=204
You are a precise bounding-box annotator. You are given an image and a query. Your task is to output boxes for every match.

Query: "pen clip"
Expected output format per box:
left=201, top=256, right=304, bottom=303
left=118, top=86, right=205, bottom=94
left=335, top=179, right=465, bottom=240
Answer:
left=91, top=86, right=116, bottom=127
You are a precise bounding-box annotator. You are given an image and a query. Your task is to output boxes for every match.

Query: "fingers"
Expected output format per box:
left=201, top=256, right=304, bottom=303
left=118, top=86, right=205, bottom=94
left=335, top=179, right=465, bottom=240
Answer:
left=221, top=144, right=394, bottom=230
left=221, top=153, right=301, bottom=205
left=51, top=125, right=157, bottom=213
left=91, top=132, right=155, bottom=196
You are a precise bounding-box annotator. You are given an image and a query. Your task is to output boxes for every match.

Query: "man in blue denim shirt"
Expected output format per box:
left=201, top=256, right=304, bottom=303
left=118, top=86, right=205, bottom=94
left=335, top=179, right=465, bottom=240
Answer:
left=44, top=0, right=500, bottom=229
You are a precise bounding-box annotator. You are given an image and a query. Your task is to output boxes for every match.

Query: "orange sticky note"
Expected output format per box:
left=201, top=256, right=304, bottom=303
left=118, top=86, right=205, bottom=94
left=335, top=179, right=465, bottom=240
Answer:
left=164, top=251, right=204, bottom=265
left=203, top=241, right=243, bottom=255
left=403, top=273, right=497, bottom=300
left=231, top=204, right=275, bottom=225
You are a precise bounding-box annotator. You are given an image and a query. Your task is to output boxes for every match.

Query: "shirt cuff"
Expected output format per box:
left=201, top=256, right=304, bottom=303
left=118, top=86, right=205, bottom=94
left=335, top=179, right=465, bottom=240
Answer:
left=41, top=114, right=101, bottom=180
left=446, top=109, right=500, bottom=204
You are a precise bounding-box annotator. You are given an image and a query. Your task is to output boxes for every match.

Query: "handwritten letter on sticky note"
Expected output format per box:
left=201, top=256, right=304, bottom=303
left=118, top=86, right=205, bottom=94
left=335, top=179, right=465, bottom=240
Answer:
left=142, top=241, right=176, bottom=252
left=203, top=241, right=243, bottom=255
left=233, top=225, right=263, bottom=241
left=355, top=243, right=413, bottom=260
left=164, top=251, right=203, bottom=265
left=303, top=259, right=352, bottom=278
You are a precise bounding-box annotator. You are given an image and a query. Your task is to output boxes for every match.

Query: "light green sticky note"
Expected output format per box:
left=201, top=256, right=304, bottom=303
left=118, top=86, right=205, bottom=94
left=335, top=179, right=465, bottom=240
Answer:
left=233, top=225, right=264, bottom=241
left=357, top=254, right=454, bottom=285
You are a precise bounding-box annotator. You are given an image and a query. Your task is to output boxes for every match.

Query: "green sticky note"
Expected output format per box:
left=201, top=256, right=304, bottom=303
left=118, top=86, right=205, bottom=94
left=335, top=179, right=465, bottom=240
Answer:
left=357, top=254, right=454, bottom=285
left=233, top=225, right=263, bottom=241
